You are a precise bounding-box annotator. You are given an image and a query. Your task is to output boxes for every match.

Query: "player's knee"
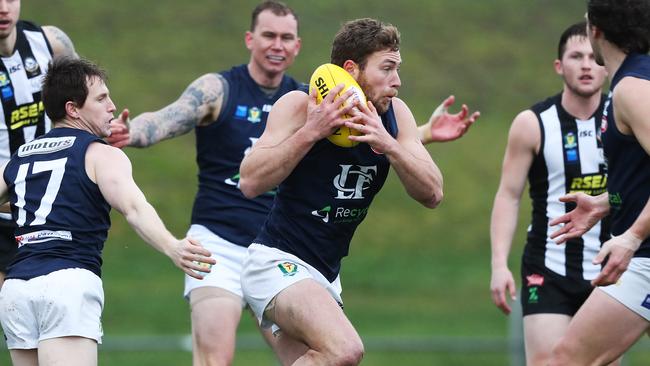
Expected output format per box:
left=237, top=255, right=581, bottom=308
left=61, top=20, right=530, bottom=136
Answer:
left=193, top=335, right=235, bottom=366
left=548, top=341, right=572, bottom=366
left=332, top=339, right=364, bottom=366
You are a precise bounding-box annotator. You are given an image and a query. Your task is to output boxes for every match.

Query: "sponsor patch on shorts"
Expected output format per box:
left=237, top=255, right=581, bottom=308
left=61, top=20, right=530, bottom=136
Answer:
left=526, top=273, right=544, bottom=287
left=277, top=261, right=298, bottom=277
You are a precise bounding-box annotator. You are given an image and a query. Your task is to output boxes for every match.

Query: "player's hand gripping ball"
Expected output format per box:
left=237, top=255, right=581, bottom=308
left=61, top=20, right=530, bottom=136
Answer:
left=309, top=63, right=367, bottom=147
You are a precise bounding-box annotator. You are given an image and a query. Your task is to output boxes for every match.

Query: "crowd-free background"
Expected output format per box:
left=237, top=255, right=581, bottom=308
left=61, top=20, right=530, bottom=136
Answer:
left=3, top=1, right=649, bottom=365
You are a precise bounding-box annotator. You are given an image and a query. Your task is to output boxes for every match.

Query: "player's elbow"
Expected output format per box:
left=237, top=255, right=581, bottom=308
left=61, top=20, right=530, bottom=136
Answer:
left=239, top=177, right=262, bottom=199
left=421, top=189, right=443, bottom=209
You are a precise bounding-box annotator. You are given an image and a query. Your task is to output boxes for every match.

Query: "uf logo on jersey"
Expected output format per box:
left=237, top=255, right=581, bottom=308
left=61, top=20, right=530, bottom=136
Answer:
left=333, top=164, right=377, bottom=199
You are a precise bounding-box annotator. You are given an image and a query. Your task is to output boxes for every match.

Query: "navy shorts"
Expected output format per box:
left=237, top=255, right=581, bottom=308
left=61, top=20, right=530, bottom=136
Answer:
left=520, top=261, right=594, bottom=316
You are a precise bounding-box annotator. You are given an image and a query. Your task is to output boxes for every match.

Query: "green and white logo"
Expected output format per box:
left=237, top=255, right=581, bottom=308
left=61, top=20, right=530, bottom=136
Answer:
left=311, top=205, right=331, bottom=223
left=528, top=287, right=539, bottom=304
left=278, top=262, right=298, bottom=276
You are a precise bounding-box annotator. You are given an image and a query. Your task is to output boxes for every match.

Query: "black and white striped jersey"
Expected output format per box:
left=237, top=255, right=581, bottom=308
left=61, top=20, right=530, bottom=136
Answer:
left=523, top=93, right=610, bottom=281
left=0, top=20, right=53, bottom=165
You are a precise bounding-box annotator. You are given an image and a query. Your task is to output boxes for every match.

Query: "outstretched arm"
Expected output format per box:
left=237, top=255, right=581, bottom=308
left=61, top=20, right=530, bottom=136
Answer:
left=418, top=95, right=480, bottom=144
left=490, top=110, right=538, bottom=315
left=88, top=143, right=215, bottom=278
left=43, top=25, right=78, bottom=58
left=107, top=73, right=226, bottom=148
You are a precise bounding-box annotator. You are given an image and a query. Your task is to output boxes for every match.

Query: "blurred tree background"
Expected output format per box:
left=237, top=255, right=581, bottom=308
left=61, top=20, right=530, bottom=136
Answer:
left=4, top=0, right=648, bottom=365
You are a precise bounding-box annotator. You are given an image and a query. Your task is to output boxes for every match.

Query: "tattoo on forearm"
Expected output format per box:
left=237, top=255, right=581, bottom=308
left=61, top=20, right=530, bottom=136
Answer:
left=129, top=73, right=225, bottom=147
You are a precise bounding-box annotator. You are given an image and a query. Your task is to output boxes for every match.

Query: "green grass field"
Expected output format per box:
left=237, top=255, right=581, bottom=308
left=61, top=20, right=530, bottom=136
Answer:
left=3, top=0, right=649, bottom=364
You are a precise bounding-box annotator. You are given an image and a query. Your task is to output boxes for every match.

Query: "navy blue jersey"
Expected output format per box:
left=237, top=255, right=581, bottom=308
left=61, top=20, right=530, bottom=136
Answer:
left=256, top=103, right=399, bottom=282
left=3, top=128, right=111, bottom=279
left=191, top=65, right=302, bottom=246
left=601, top=53, right=650, bottom=257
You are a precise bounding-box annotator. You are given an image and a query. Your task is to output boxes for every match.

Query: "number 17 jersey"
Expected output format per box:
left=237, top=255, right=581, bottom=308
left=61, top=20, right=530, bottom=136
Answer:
left=3, top=128, right=111, bottom=280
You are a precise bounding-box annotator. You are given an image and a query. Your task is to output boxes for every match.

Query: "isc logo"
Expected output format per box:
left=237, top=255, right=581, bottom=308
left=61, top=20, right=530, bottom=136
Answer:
left=579, top=130, right=593, bottom=137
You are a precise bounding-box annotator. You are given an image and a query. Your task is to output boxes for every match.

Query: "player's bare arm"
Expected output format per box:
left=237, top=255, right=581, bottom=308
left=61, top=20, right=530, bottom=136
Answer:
left=116, top=73, right=226, bottom=148
left=87, top=143, right=215, bottom=278
left=418, top=95, right=481, bottom=144
left=348, top=97, right=442, bottom=208
left=42, top=25, right=78, bottom=58
left=489, top=110, right=539, bottom=314
left=239, top=86, right=354, bottom=198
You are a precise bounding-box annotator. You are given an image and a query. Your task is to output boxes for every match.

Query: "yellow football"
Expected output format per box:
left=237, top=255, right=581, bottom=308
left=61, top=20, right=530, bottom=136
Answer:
left=309, top=63, right=367, bottom=148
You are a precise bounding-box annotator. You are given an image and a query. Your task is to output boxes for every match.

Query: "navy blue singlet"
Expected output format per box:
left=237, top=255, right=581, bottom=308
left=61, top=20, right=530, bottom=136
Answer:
left=3, top=128, right=111, bottom=280
left=256, top=99, right=399, bottom=281
left=191, top=65, right=302, bottom=247
left=601, top=53, right=650, bottom=257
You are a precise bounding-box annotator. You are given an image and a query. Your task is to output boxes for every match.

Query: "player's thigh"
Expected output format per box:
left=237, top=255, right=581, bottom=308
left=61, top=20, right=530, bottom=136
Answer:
left=271, top=278, right=361, bottom=354
left=38, top=336, right=97, bottom=366
left=523, top=313, right=571, bottom=364
left=190, top=286, right=244, bottom=344
left=8, top=349, right=38, bottom=366
left=560, top=288, right=648, bottom=364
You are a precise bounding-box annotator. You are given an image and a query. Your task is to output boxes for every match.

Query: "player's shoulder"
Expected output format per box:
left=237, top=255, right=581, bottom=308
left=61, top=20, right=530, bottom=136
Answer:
left=87, top=141, right=128, bottom=162
left=390, top=97, right=416, bottom=123
left=192, top=72, right=227, bottom=90
left=278, top=89, right=310, bottom=106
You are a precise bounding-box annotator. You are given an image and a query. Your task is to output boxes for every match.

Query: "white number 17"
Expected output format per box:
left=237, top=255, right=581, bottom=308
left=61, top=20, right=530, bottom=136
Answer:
left=13, top=158, right=67, bottom=227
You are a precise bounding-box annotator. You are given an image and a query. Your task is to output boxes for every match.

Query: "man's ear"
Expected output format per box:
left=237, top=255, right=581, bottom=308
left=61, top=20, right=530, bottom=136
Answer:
left=343, top=60, right=360, bottom=80
left=65, top=101, right=79, bottom=119
left=553, top=59, right=563, bottom=77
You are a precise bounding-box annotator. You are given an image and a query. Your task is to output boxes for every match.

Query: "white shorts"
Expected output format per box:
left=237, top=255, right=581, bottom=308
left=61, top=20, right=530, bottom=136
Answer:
left=183, top=224, right=247, bottom=307
left=242, top=243, right=342, bottom=329
left=600, top=257, right=650, bottom=321
left=0, top=268, right=104, bottom=349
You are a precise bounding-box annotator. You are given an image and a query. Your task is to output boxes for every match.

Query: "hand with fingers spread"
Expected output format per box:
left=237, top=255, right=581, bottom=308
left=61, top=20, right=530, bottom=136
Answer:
left=591, top=231, right=643, bottom=286
left=345, top=100, right=397, bottom=154
left=107, top=109, right=131, bottom=148
left=490, top=266, right=517, bottom=315
left=304, top=84, right=356, bottom=143
left=171, top=236, right=217, bottom=280
left=549, top=192, right=610, bottom=244
left=419, top=95, right=481, bottom=144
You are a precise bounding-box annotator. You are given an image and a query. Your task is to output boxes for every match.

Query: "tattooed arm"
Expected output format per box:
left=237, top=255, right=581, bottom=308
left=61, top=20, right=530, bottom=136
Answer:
left=42, top=25, right=78, bottom=58
left=111, top=73, right=227, bottom=148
